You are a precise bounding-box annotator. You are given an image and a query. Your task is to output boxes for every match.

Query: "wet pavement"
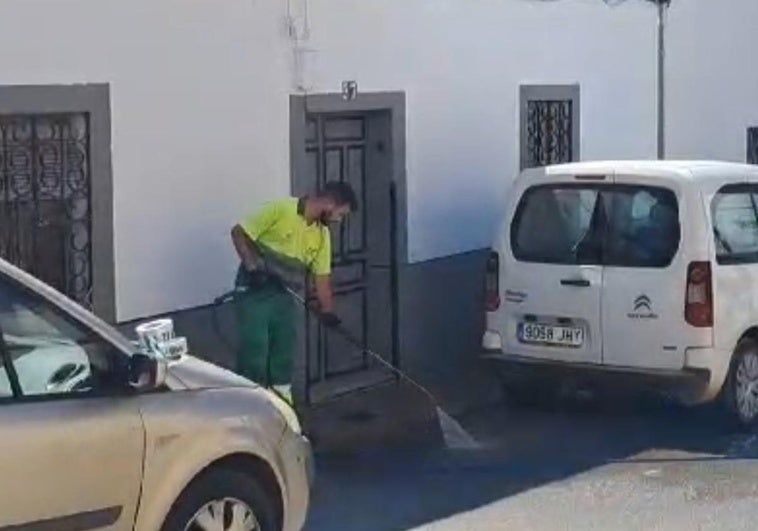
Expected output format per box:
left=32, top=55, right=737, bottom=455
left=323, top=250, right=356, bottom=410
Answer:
left=305, top=393, right=758, bottom=530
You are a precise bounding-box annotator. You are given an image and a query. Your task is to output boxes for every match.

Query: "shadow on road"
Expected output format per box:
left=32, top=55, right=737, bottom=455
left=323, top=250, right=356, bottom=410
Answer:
left=306, top=391, right=758, bottom=531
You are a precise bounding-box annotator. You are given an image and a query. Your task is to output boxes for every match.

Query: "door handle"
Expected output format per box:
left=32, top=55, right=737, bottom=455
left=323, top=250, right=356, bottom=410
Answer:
left=561, top=278, right=591, bottom=287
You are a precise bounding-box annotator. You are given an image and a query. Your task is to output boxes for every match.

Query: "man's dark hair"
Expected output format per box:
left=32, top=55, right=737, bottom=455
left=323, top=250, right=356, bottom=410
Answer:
left=320, top=181, right=358, bottom=212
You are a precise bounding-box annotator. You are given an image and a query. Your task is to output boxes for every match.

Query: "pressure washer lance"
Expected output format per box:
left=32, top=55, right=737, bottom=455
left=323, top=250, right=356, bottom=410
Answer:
left=282, top=286, right=478, bottom=450
left=213, top=283, right=478, bottom=449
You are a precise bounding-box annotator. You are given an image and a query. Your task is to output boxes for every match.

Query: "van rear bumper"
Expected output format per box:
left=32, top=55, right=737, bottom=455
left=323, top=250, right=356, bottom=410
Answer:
left=482, top=349, right=712, bottom=403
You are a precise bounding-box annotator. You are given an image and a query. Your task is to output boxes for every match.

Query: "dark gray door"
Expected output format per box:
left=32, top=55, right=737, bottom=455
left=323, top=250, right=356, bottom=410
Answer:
left=0, top=113, right=93, bottom=309
left=296, top=112, right=396, bottom=404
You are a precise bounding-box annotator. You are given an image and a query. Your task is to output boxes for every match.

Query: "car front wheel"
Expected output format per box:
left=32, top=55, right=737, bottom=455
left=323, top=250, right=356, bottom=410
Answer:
left=162, top=467, right=278, bottom=531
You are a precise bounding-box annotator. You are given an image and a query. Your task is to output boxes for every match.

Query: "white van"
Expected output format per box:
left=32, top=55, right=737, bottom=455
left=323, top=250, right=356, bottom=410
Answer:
left=483, top=161, right=758, bottom=427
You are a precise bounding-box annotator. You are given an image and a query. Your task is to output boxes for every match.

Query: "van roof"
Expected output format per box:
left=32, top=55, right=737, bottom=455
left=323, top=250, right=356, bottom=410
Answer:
left=528, top=160, right=758, bottom=185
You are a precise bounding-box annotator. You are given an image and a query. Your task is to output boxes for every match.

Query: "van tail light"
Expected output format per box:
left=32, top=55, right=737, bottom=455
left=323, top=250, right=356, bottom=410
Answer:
left=485, top=251, right=500, bottom=312
left=685, top=261, right=713, bottom=328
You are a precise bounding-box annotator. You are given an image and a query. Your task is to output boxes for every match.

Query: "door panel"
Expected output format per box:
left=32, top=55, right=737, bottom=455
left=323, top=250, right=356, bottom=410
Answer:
left=0, top=398, right=144, bottom=530
left=601, top=177, right=689, bottom=369
left=296, top=112, right=395, bottom=403
left=324, top=288, right=366, bottom=376
left=502, top=264, right=603, bottom=364
left=0, top=275, right=144, bottom=529
left=504, top=184, right=604, bottom=364
left=711, top=183, right=758, bottom=358
left=602, top=267, right=687, bottom=369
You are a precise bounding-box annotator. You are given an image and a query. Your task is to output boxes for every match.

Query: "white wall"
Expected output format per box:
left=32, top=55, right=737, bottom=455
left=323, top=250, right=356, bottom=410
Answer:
left=667, top=0, right=758, bottom=162
left=0, top=0, right=751, bottom=320
left=0, top=0, right=293, bottom=321
left=301, top=0, right=657, bottom=262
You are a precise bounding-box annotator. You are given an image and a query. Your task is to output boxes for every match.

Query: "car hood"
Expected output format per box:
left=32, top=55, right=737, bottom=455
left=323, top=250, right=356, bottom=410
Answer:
left=166, top=355, right=257, bottom=390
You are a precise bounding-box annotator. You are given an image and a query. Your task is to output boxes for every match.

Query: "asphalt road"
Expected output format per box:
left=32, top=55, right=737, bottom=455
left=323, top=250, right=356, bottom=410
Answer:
left=305, top=393, right=758, bottom=531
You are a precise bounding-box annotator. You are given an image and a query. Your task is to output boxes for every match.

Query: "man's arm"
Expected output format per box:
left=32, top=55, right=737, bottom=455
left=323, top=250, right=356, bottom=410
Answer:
left=231, top=224, right=264, bottom=272
left=314, top=275, right=334, bottom=314
left=311, top=227, right=336, bottom=315
left=232, top=201, right=282, bottom=272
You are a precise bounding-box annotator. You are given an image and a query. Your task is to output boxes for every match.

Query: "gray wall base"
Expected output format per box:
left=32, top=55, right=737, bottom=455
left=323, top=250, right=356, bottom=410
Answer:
left=118, top=249, right=502, bottom=418
left=397, top=249, right=502, bottom=415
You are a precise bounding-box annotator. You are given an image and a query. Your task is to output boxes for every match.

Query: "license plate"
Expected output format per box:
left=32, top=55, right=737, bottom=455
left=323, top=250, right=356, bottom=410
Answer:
left=518, top=323, right=584, bottom=348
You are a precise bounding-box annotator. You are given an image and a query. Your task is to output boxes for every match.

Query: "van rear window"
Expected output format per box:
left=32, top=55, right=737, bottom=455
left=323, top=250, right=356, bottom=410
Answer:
left=511, top=186, right=603, bottom=265
left=712, top=184, right=758, bottom=265
left=511, top=184, right=680, bottom=268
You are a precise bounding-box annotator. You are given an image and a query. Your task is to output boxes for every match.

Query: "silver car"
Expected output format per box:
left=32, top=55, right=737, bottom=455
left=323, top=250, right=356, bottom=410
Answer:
left=0, top=258, right=312, bottom=531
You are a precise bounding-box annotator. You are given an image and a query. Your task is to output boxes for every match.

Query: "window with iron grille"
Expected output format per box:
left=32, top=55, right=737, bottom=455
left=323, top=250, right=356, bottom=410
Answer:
left=0, top=113, right=93, bottom=309
left=520, top=85, right=580, bottom=170
left=748, top=127, right=758, bottom=165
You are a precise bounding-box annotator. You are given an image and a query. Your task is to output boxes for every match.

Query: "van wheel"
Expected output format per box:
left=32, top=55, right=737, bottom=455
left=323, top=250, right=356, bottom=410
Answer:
left=161, top=467, right=277, bottom=531
left=724, top=338, right=758, bottom=430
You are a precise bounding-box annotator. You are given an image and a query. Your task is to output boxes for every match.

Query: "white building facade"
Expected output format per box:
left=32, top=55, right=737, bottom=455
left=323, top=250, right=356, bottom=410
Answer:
left=0, top=0, right=756, bottom=404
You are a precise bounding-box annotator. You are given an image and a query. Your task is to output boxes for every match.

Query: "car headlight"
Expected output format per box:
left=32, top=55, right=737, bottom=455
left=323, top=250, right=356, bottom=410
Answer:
left=265, top=389, right=302, bottom=435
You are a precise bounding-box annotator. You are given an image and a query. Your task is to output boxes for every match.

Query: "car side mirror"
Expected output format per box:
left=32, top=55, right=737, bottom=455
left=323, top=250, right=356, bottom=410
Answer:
left=128, top=353, right=167, bottom=392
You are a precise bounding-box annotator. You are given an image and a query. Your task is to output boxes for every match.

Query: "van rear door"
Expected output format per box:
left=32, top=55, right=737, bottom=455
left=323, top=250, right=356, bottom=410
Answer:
left=601, top=174, right=689, bottom=369
left=502, top=176, right=607, bottom=364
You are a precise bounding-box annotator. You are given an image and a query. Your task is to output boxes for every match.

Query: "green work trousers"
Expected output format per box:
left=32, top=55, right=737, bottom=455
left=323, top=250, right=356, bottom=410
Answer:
left=234, top=286, right=296, bottom=386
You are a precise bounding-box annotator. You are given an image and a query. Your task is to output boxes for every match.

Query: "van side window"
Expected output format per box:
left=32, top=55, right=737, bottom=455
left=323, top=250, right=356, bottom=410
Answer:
left=604, top=187, right=680, bottom=268
left=712, top=184, right=758, bottom=265
left=511, top=186, right=604, bottom=265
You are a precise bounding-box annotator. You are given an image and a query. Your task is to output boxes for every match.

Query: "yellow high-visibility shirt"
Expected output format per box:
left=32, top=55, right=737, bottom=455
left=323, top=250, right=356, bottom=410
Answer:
left=241, top=197, right=332, bottom=276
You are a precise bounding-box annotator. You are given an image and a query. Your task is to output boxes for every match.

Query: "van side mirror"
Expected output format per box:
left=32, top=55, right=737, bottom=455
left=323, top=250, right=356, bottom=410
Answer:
left=128, top=353, right=167, bottom=392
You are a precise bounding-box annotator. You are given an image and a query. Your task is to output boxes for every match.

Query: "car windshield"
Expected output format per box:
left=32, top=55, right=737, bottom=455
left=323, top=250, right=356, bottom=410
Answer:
left=2, top=334, right=91, bottom=394
left=0, top=276, right=117, bottom=396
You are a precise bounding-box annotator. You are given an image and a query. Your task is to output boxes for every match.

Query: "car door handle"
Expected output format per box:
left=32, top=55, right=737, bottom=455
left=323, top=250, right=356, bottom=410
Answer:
left=561, top=278, right=591, bottom=287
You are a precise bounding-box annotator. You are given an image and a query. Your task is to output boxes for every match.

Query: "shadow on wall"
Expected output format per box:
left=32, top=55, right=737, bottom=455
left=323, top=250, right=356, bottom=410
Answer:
left=398, top=249, right=501, bottom=414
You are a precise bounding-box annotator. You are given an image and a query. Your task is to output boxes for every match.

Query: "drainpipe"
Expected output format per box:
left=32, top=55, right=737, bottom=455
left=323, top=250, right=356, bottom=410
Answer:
left=580, top=0, right=674, bottom=158
left=654, top=0, right=670, bottom=159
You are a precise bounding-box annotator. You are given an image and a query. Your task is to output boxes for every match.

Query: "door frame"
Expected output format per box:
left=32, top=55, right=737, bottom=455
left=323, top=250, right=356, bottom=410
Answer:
left=0, top=84, right=115, bottom=322
left=289, top=91, right=407, bottom=404
left=289, top=91, right=408, bottom=265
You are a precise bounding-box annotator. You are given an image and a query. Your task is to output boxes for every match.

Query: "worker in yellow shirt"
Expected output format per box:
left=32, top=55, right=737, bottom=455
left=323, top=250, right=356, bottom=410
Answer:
left=230, top=182, right=358, bottom=400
